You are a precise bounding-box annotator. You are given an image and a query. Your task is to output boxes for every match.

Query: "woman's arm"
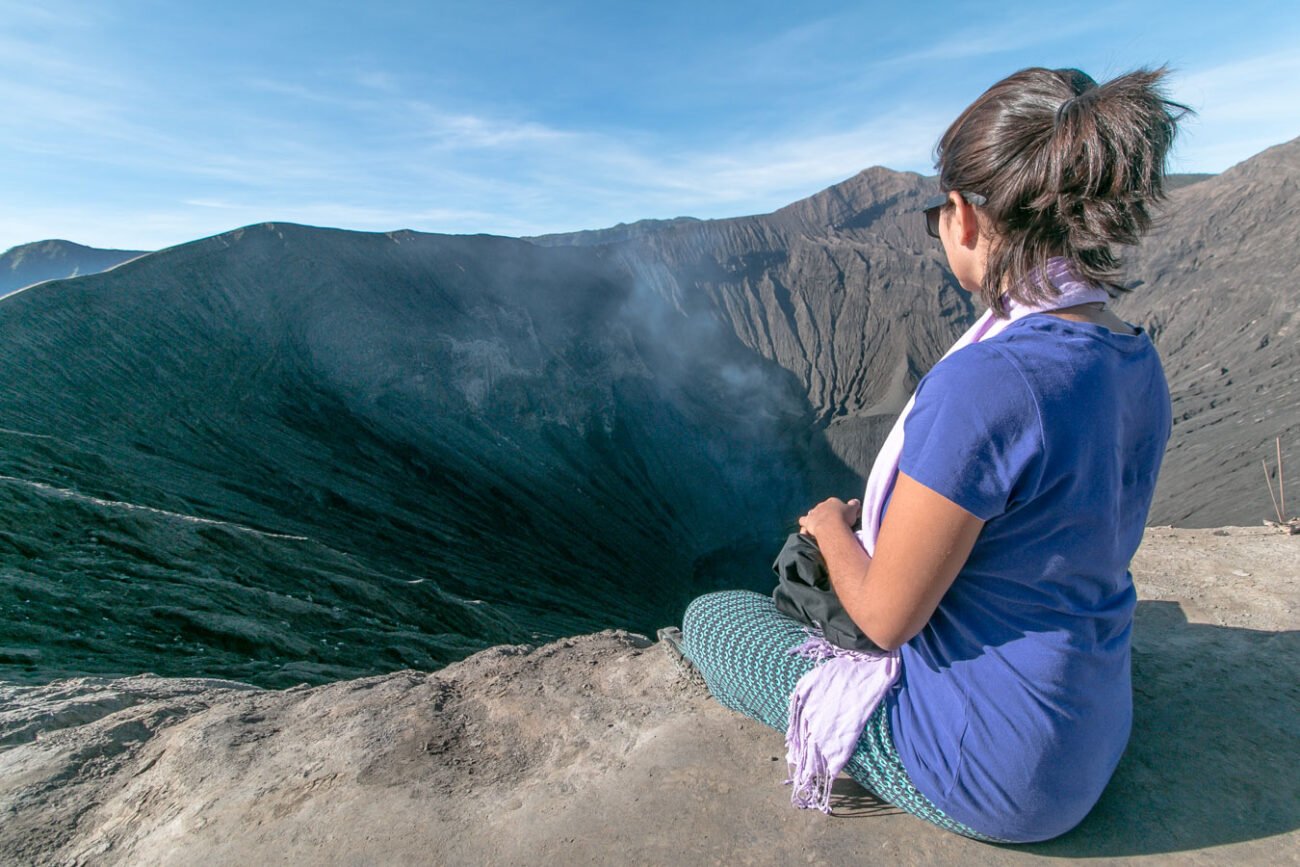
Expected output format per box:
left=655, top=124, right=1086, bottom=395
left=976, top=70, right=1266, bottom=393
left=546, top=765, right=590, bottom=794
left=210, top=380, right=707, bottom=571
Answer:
left=799, top=472, right=985, bottom=651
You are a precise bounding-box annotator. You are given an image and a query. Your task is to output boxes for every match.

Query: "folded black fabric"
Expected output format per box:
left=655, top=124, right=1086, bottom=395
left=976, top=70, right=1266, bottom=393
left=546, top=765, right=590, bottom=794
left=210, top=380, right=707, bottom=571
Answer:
left=771, top=533, right=882, bottom=652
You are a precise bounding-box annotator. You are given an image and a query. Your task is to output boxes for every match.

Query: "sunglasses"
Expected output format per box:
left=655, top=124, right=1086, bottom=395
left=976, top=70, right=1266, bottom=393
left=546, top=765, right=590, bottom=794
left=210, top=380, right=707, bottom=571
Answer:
left=923, top=191, right=988, bottom=239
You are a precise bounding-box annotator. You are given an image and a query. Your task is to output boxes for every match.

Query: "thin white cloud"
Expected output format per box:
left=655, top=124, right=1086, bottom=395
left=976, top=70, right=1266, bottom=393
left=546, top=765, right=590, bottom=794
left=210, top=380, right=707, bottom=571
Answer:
left=182, top=198, right=243, bottom=210
left=352, top=68, right=401, bottom=93
left=0, top=78, right=121, bottom=132
left=0, top=33, right=110, bottom=82
left=404, top=106, right=577, bottom=150
left=242, top=77, right=341, bottom=104
left=874, top=12, right=1107, bottom=68
left=241, top=77, right=575, bottom=151
left=733, top=12, right=850, bottom=74
left=578, top=114, right=938, bottom=209
left=1175, top=49, right=1300, bottom=118
left=0, top=0, right=104, bottom=29
left=182, top=197, right=503, bottom=229
left=0, top=27, right=132, bottom=131
left=1168, top=49, right=1300, bottom=171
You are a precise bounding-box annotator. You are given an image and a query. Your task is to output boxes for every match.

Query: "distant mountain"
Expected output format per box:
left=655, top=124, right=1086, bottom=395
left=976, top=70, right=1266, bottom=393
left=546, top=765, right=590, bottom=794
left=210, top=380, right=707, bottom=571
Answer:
left=527, top=216, right=703, bottom=246
left=0, top=240, right=147, bottom=297
left=1164, top=172, right=1216, bottom=191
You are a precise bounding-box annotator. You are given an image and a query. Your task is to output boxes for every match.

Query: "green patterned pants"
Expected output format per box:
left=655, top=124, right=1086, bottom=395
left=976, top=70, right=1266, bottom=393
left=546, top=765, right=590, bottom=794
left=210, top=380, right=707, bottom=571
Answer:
left=682, top=590, right=1000, bottom=841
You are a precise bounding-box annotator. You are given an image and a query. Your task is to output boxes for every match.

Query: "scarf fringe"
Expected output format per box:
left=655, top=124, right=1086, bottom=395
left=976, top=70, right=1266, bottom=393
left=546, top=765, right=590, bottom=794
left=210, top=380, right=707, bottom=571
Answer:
left=786, top=689, right=835, bottom=812
left=784, top=632, right=898, bottom=814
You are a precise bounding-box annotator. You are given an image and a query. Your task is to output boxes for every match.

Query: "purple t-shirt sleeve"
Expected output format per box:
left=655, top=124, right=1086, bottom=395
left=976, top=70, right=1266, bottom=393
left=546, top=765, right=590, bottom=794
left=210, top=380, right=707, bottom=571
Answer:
left=898, top=344, right=1043, bottom=521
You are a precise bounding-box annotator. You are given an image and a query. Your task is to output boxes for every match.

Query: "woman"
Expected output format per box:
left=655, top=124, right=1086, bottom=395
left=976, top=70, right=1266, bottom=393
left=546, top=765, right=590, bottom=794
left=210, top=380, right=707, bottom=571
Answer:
left=680, top=67, right=1188, bottom=843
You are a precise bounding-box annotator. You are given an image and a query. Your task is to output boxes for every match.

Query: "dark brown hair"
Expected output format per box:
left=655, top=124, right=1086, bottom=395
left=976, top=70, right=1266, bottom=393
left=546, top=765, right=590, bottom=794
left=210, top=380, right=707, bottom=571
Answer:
left=935, top=66, right=1192, bottom=313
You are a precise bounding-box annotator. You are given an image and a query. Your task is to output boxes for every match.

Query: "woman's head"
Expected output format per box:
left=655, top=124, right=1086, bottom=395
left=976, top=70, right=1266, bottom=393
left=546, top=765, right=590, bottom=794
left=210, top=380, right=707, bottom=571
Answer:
left=933, top=66, right=1191, bottom=312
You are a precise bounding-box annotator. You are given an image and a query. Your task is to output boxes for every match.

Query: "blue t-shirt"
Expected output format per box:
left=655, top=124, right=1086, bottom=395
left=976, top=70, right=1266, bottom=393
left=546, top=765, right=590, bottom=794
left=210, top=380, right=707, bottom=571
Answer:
left=887, top=315, right=1171, bottom=843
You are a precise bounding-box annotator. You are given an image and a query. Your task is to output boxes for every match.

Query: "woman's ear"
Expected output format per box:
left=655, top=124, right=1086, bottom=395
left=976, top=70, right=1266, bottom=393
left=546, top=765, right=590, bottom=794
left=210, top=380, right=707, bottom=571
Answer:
left=948, top=191, right=981, bottom=249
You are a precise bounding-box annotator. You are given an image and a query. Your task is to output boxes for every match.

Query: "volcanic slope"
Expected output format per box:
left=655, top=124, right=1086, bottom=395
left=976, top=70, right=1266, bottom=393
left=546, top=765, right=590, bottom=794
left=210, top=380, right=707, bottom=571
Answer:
left=0, top=225, right=844, bottom=687
left=1120, top=136, right=1300, bottom=527
left=0, top=240, right=146, bottom=298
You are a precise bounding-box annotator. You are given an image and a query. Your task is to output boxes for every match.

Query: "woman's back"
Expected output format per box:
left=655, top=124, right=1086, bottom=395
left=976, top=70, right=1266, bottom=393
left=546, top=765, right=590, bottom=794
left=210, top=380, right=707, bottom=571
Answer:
left=891, top=315, right=1172, bottom=841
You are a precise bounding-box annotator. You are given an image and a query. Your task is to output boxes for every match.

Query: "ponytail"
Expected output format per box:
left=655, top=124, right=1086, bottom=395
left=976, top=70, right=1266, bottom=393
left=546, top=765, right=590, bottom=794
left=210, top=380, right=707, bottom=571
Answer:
left=936, top=66, right=1193, bottom=312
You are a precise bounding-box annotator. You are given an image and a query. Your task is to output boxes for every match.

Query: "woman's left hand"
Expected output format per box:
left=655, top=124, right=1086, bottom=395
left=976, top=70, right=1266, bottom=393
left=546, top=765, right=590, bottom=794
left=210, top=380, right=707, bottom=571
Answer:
left=798, top=497, right=862, bottom=539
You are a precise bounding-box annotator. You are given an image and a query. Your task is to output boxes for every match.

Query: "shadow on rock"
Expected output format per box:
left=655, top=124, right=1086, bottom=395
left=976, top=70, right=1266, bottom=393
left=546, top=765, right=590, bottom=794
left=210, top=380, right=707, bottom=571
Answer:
left=827, top=777, right=902, bottom=820
left=1023, top=600, right=1300, bottom=857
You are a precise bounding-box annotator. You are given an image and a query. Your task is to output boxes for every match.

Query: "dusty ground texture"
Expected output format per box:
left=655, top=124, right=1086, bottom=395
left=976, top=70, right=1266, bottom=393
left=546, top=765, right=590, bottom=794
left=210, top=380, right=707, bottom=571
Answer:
left=1, top=526, right=1296, bottom=867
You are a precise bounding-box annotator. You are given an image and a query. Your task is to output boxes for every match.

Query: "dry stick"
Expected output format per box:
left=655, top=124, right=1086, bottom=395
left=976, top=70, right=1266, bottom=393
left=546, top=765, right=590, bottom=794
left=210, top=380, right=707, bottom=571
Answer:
left=1277, top=437, right=1287, bottom=519
left=1263, top=459, right=1283, bottom=524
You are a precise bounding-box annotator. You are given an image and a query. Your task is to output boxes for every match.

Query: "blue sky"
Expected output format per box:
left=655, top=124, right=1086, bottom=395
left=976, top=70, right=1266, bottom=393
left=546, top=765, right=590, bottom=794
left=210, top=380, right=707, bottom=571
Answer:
left=3, top=0, right=1298, bottom=253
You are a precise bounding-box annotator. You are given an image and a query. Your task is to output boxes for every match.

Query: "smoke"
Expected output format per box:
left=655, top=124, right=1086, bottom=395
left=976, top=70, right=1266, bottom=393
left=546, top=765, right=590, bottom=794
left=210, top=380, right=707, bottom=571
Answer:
left=603, top=247, right=830, bottom=537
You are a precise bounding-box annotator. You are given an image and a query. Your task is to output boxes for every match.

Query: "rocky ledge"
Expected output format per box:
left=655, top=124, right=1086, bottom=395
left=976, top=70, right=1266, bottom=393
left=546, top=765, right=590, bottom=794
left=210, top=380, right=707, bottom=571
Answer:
left=2, top=527, right=1296, bottom=866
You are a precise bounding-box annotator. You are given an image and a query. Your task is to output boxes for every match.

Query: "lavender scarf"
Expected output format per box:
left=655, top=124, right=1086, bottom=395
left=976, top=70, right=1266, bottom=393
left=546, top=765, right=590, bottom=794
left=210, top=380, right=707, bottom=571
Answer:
left=784, top=259, right=1111, bottom=812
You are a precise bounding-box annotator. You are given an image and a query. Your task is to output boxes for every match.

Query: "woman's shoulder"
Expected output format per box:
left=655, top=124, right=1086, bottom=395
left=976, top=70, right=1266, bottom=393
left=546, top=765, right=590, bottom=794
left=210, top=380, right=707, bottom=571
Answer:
left=993, top=314, right=1157, bottom=357
left=917, top=316, right=1166, bottom=428
left=920, top=335, right=1035, bottom=402
left=914, top=341, right=1039, bottom=433
left=934, top=316, right=1161, bottom=387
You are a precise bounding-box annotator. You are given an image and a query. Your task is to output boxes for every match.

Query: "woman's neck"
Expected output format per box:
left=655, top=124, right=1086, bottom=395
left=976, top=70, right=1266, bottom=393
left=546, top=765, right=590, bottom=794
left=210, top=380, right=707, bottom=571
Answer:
left=1045, top=302, right=1138, bottom=335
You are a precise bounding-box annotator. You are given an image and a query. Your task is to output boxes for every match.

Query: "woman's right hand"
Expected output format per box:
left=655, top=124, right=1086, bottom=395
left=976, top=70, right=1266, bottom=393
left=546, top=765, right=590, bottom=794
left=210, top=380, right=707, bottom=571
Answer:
left=798, top=497, right=862, bottom=539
